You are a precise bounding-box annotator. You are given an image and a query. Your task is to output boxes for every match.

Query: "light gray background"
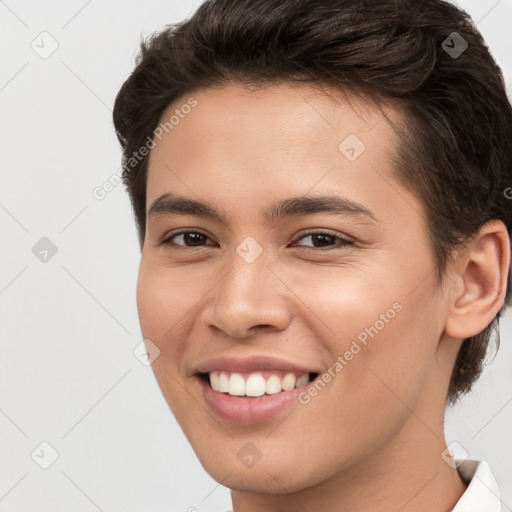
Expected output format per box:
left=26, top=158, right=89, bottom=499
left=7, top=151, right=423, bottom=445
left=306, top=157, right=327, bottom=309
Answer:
left=0, top=0, right=511, bottom=510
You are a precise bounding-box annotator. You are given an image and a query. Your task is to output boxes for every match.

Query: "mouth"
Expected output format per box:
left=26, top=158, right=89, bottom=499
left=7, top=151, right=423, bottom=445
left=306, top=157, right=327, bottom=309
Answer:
left=197, top=370, right=320, bottom=398
left=192, top=356, right=323, bottom=424
left=195, top=370, right=321, bottom=424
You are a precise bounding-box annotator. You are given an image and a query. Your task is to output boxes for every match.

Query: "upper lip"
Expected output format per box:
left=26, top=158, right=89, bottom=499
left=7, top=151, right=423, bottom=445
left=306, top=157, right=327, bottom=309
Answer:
left=193, top=355, right=320, bottom=375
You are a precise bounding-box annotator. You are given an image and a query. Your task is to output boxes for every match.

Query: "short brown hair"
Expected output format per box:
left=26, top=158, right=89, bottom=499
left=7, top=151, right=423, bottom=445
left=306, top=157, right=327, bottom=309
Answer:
left=113, top=0, right=512, bottom=405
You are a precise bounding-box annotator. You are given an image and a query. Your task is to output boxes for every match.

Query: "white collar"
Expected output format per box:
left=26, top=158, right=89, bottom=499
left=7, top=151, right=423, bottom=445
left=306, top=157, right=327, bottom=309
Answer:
left=451, top=459, right=502, bottom=511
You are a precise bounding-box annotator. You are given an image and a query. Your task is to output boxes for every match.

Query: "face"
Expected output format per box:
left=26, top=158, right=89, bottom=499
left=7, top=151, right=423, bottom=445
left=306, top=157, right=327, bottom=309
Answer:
left=137, top=82, right=453, bottom=493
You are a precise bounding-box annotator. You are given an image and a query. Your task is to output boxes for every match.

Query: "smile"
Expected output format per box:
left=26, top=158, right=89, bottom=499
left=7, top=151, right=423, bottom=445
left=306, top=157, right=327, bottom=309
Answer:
left=195, top=370, right=320, bottom=424
left=202, top=370, right=317, bottom=397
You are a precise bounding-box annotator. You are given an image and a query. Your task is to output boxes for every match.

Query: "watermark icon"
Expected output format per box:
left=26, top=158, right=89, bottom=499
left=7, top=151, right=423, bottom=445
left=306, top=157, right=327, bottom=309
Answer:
left=32, top=237, right=58, bottom=263
left=504, top=187, right=512, bottom=200
left=237, top=441, right=262, bottom=468
left=298, top=301, right=403, bottom=404
left=338, top=133, right=366, bottom=161
left=92, top=97, right=198, bottom=200
left=441, top=441, right=469, bottom=469
left=31, top=441, right=59, bottom=469
left=236, top=236, right=264, bottom=263
left=441, top=32, right=468, bottom=59
left=31, top=31, right=59, bottom=59
left=133, top=338, right=161, bottom=366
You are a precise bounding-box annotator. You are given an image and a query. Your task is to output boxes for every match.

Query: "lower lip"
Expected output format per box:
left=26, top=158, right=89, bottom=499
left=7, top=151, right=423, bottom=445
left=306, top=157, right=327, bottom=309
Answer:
left=196, top=375, right=310, bottom=425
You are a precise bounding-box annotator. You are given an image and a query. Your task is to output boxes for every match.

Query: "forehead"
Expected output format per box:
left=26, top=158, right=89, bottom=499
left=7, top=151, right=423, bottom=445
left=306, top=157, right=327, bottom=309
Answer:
left=154, top=81, right=397, bottom=145
left=145, top=81, right=408, bottom=221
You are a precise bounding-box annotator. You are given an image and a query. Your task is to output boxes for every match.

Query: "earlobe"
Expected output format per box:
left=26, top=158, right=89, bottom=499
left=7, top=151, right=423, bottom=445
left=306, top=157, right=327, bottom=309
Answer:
left=444, top=220, right=511, bottom=340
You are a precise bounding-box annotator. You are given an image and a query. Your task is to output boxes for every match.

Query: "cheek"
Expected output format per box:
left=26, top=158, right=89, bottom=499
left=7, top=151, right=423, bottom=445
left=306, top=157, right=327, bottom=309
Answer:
left=135, top=263, right=190, bottom=395
left=297, top=263, right=440, bottom=400
left=136, top=261, right=198, bottom=341
left=334, top=290, right=440, bottom=422
left=136, top=264, right=197, bottom=423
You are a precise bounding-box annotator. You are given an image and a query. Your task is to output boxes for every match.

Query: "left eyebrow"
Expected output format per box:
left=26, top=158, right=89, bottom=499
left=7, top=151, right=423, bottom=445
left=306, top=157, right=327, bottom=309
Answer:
left=147, top=192, right=379, bottom=225
left=264, top=194, right=378, bottom=223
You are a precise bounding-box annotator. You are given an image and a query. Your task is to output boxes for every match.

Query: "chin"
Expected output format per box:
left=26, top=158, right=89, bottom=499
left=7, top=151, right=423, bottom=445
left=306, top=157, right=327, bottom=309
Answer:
left=195, top=447, right=329, bottom=495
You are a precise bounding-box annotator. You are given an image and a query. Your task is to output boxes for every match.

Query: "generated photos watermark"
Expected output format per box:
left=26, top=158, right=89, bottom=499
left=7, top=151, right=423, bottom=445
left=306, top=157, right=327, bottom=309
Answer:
left=298, top=301, right=403, bottom=404
left=92, top=97, right=198, bottom=200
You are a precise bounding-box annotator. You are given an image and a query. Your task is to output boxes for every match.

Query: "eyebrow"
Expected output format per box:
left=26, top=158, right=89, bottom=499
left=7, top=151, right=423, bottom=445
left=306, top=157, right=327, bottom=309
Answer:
left=147, top=192, right=378, bottom=224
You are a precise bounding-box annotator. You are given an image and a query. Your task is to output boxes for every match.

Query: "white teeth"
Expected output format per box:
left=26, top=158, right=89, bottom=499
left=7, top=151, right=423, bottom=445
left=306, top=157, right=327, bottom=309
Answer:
left=209, top=371, right=220, bottom=390
left=245, top=374, right=266, bottom=397
left=265, top=375, right=282, bottom=394
left=296, top=373, right=309, bottom=387
left=218, top=372, right=230, bottom=392
left=207, top=371, right=310, bottom=396
left=281, top=373, right=296, bottom=391
left=228, top=373, right=245, bottom=396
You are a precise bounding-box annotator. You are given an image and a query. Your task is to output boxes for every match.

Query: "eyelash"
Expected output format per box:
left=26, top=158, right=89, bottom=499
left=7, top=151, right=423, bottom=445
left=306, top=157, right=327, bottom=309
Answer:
left=159, top=229, right=354, bottom=251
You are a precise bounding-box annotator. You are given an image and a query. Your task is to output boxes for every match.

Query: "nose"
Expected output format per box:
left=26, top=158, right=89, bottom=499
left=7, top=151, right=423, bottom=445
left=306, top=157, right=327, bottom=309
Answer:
left=205, top=247, right=292, bottom=339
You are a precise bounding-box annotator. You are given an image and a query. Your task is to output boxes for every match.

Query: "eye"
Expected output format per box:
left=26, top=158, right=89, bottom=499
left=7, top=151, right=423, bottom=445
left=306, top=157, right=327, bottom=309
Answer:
left=160, top=230, right=214, bottom=248
left=291, top=230, right=353, bottom=250
left=159, top=229, right=353, bottom=250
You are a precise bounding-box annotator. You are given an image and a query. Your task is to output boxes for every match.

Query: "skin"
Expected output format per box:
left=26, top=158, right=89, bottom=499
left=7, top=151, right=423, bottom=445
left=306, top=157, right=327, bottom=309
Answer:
left=137, top=82, right=510, bottom=511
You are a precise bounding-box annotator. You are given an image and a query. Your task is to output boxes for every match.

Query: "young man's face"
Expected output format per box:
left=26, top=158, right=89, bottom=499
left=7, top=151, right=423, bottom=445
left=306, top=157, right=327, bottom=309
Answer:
left=137, top=82, right=461, bottom=493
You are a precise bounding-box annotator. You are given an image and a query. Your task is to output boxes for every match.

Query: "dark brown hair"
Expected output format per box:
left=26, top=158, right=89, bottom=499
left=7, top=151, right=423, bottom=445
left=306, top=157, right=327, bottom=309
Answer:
left=113, top=0, right=512, bottom=405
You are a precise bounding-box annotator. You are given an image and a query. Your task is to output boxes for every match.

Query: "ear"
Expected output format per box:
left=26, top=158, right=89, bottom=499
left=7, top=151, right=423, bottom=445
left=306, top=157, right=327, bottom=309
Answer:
left=444, top=220, right=511, bottom=340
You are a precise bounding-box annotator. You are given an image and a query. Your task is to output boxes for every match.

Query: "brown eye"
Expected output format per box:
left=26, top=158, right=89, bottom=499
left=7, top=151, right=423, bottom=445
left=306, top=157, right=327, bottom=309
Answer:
left=161, top=231, right=213, bottom=247
left=293, top=231, right=353, bottom=250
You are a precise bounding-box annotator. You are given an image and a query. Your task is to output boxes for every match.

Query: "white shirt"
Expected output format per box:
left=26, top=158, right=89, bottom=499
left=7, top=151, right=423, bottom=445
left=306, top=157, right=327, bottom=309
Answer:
left=452, top=459, right=502, bottom=511
left=223, top=459, right=501, bottom=512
